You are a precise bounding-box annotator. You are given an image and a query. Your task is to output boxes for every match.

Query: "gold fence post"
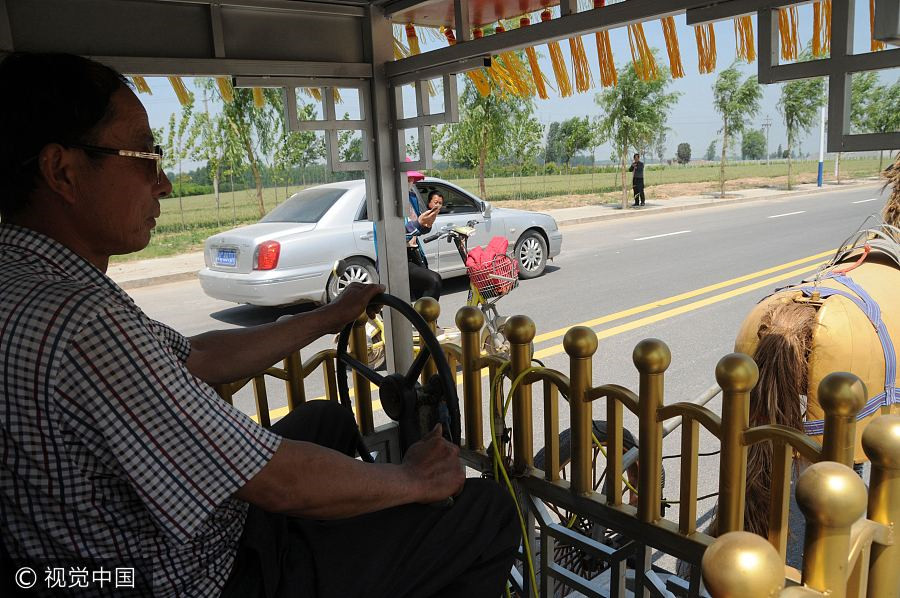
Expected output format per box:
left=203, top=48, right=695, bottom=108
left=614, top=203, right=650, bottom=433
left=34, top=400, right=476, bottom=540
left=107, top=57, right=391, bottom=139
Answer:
left=634, top=338, right=670, bottom=523
left=506, top=315, right=536, bottom=471
left=716, top=353, right=758, bottom=534
left=701, top=531, right=785, bottom=598
left=818, top=372, right=867, bottom=467
left=796, top=461, right=868, bottom=598
left=349, top=312, right=374, bottom=435
left=414, top=297, right=440, bottom=384
left=862, top=414, right=900, bottom=598
left=565, top=326, right=598, bottom=495
left=456, top=306, right=485, bottom=452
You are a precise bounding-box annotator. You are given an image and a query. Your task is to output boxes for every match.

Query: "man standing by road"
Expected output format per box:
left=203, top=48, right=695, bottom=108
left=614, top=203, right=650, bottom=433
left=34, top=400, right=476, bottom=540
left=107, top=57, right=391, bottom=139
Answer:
left=628, top=153, right=646, bottom=206
left=0, top=52, right=519, bottom=597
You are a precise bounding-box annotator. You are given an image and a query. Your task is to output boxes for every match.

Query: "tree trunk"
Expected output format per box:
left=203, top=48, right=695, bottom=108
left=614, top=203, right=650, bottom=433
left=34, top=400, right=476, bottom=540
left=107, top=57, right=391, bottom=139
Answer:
left=786, top=131, right=793, bottom=191
left=879, top=150, right=884, bottom=173
left=177, top=158, right=186, bottom=231
left=213, top=171, right=221, bottom=227
left=836, top=152, right=842, bottom=184
left=719, top=125, right=728, bottom=197
left=478, top=143, right=487, bottom=198
left=621, top=142, right=629, bottom=210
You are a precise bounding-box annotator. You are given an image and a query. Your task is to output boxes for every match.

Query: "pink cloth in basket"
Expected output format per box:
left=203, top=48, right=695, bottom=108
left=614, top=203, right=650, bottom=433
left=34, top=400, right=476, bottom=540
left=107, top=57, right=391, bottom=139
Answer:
left=465, top=236, right=509, bottom=268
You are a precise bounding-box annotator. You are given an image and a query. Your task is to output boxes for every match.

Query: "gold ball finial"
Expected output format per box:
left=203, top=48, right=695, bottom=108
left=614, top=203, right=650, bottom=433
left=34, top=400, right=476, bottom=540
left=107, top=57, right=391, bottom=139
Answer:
left=632, top=338, right=671, bottom=374
left=795, top=461, right=868, bottom=527
left=455, top=305, right=484, bottom=333
left=353, top=311, right=369, bottom=327
left=701, top=531, right=784, bottom=598
left=862, top=414, right=900, bottom=470
left=414, top=296, right=440, bottom=324
left=818, top=372, right=867, bottom=418
left=504, top=315, right=535, bottom=345
left=715, top=353, right=759, bottom=393
left=563, top=326, right=598, bottom=359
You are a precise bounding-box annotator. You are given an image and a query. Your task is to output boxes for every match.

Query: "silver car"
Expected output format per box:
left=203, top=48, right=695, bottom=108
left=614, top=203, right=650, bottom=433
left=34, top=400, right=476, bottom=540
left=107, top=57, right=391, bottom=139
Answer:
left=198, top=177, right=563, bottom=307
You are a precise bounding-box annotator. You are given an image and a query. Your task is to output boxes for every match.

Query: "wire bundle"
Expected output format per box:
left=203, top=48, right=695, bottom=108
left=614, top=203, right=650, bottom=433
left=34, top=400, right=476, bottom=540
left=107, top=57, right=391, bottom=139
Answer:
left=593, top=0, right=617, bottom=88
left=694, top=24, right=717, bottom=74
left=778, top=6, right=799, bottom=60
left=661, top=16, right=685, bottom=78
left=734, top=15, right=756, bottom=62
left=519, top=17, right=550, bottom=99
left=628, top=23, right=658, bottom=81
left=541, top=10, right=573, bottom=97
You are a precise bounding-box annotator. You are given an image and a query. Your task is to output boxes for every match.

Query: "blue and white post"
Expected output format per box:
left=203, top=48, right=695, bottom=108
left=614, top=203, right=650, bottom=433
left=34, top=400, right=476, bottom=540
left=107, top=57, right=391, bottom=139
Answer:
left=817, top=105, right=826, bottom=187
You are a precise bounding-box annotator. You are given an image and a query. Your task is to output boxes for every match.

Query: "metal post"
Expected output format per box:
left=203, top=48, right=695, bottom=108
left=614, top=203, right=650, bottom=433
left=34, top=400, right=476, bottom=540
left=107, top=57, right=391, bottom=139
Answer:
left=818, top=372, right=867, bottom=467
left=715, top=353, right=758, bottom=533
left=634, top=338, right=670, bottom=523
left=862, top=415, right=900, bottom=598
left=507, top=315, right=535, bottom=471
left=818, top=104, right=826, bottom=186
left=456, top=306, right=484, bottom=451
left=564, top=326, right=598, bottom=495
left=414, top=297, right=440, bottom=384
left=762, top=116, right=772, bottom=165
left=350, top=312, right=374, bottom=435
left=795, top=462, right=868, bottom=598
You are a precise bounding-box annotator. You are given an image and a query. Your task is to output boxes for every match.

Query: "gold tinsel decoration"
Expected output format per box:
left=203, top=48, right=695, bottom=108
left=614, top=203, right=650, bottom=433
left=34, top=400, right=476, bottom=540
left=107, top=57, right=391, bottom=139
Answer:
left=167, top=76, right=192, bottom=105
left=661, top=16, right=685, bottom=78
left=495, top=23, right=536, bottom=97
left=541, top=10, right=573, bottom=97
left=778, top=7, right=799, bottom=60
left=734, top=15, right=756, bottom=62
left=592, top=0, right=617, bottom=88
left=132, top=76, right=152, bottom=94
left=442, top=27, right=492, bottom=97
left=472, top=28, right=518, bottom=96
left=870, top=0, right=886, bottom=51
left=813, top=1, right=832, bottom=57
left=252, top=88, right=265, bottom=108
left=405, top=23, right=421, bottom=55
left=694, top=24, right=717, bottom=74
left=627, top=23, right=658, bottom=81
left=215, top=77, right=234, bottom=103
left=569, top=35, right=594, bottom=93
left=519, top=17, right=551, bottom=99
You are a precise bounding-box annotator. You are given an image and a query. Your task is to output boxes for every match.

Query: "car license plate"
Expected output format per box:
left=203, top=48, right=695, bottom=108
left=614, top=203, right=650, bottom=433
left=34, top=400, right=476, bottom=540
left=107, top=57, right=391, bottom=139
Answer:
left=215, top=248, right=237, bottom=267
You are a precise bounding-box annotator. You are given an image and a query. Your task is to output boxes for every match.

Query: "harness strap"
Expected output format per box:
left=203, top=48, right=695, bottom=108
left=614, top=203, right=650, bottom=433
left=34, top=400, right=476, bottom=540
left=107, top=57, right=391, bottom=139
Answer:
left=796, top=274, right=899, bottom=435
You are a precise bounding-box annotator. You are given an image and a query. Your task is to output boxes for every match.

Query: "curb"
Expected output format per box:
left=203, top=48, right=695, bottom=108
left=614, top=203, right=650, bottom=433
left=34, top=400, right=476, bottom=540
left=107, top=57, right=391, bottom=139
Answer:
left=555, top=180, right=881, bottom=228
left=116, top=180, right=882, bottom=289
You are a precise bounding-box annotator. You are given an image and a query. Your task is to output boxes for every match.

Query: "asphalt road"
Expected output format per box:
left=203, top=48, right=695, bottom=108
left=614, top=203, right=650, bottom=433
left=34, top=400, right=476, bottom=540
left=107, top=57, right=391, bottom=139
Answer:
left=130, top=183, right=889, bottom=554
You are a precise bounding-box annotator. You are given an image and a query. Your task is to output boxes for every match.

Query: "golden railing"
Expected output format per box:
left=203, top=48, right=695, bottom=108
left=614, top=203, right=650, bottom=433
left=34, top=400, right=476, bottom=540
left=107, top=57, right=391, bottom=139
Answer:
left=215, top=300, right=900, bottom=598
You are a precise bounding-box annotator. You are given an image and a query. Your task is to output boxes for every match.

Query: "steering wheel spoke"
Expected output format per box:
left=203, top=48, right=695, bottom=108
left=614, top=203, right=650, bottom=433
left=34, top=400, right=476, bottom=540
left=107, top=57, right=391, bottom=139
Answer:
left=337, top=352, right=386, bottom=387
left=405, top=346, right=432, bottom=383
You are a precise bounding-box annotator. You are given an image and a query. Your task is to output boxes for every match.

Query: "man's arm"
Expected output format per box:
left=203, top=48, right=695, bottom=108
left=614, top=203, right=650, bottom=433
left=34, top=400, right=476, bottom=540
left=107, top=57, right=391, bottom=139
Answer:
left=235, top=425, right=464, bottom=518
left=628, top=163, right=635, bottom=172
left=185, top=283, right=384, bottom=385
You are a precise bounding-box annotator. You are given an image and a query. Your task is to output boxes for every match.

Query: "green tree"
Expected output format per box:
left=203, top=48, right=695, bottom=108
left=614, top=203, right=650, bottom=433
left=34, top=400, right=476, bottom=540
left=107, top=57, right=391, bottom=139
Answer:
left=705, top=140, right=717, bottom=161
left=676, top=142, right=691, bottom=164
left=502, top=103, right=544, bottom=196
left=558, top=116, right=594, bottom=173
left=433, top=78, right=534, bottom=197
left=778, top=52, right=826, bottom=189
left=713, top=63, right=763, bottom=196
left=221, top=87, right=282, bottom=217
left=160, top=97, right=196, bottom=229
left=654, top=127, right=669, bottom=163
left=741, top=129, right=767, bottom=160
left=273, top=103, right=323, bottom=196
left=595, top=55, right=679, bottom=208
left=191, top=82, right=229, bottom=226
left=868, top=81, right=900, bottom=172
left=543, top=121, right=565, bottom=165
left=850, top=74, right=900, bottom=172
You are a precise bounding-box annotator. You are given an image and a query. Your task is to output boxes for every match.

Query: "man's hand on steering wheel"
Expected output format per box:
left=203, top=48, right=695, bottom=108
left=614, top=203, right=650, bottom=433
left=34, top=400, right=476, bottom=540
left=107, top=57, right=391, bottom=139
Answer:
left=326, top=282, right=384, bottom=333
left=402, top=424, right=465, bottom=504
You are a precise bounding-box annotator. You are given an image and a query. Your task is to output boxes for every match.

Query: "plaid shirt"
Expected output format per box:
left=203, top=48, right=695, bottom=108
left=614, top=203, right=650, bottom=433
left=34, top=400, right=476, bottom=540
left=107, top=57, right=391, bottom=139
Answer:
left=0, top=223, right=281, bottom=596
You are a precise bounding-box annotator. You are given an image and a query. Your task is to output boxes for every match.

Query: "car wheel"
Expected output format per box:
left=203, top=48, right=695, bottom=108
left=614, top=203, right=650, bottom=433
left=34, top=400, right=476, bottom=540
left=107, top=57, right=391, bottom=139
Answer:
left=514, top=230, right=547, bottom=279
left=327, top=257, right=378, bottom=302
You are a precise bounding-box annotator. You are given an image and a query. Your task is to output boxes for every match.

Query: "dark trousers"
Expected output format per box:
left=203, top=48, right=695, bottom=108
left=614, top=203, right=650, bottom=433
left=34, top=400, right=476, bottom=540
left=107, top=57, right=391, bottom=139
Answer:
left=632, top=179, right=645, bottom=205
left=221, top=401, right=519, bottom=598
left=408, top=261, right=442, bottom=301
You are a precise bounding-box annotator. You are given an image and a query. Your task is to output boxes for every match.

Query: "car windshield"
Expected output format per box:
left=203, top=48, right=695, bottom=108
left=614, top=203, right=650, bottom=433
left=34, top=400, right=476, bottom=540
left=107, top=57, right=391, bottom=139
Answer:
left=261, top=187, right=348, bottom=223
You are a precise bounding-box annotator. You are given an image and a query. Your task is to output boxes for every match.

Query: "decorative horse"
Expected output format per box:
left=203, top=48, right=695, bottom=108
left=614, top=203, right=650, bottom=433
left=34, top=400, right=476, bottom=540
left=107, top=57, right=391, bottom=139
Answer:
left=733, top=156, right=900, bottom=537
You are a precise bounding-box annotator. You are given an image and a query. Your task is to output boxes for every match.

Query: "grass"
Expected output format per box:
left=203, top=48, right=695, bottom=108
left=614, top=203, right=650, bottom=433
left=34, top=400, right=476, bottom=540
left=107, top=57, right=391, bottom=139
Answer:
left=120, top=157, right=884, bottom=263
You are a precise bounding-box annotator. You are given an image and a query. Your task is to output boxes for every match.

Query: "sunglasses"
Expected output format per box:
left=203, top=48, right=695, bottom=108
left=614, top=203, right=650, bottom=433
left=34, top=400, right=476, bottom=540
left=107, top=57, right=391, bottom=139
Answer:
left=68, top=143, right=165, bottom=184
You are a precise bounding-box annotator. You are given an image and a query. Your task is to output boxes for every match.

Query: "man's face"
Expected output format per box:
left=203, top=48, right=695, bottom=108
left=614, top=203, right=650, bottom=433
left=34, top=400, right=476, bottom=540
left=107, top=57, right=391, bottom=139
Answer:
left=71, top=87, right=172, bottom=258
left=428, top=194, right=443, bottom=211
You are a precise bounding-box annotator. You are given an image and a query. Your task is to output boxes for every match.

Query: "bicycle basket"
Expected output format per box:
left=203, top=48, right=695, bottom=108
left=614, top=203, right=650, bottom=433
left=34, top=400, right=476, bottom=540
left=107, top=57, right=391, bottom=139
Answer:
left=466, top=254, right=519, bottom=299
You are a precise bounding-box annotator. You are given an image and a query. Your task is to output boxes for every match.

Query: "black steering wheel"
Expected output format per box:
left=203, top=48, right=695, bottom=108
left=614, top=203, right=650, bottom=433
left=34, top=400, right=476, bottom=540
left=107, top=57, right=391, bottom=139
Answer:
left=336, top=293, right=461, bottom=457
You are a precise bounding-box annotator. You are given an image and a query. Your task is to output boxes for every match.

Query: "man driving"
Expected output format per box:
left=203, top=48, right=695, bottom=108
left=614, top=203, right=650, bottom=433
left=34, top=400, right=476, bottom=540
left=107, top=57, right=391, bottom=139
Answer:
left=0, top=52, right=519, bottom=597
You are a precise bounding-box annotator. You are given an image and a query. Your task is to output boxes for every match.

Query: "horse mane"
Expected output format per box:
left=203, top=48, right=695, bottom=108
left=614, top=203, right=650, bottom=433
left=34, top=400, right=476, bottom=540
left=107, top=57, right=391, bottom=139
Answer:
left=882, top=152, right=900, bottom=235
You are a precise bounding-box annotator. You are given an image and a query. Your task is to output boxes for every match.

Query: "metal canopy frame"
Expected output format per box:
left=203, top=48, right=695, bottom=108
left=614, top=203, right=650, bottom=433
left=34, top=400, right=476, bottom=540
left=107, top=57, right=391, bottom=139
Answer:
left=1, top=0, right=898, bottom=370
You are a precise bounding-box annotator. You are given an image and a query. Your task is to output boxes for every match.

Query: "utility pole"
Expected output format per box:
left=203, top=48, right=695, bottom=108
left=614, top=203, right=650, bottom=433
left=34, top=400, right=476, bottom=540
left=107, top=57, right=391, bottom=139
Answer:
left=762, top=116, right=772, bottom=165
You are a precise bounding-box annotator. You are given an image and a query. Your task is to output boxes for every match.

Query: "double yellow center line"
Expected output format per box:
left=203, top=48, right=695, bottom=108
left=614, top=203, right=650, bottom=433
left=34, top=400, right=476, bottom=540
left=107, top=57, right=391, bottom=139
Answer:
left=255, top=248, right=834, bottom=422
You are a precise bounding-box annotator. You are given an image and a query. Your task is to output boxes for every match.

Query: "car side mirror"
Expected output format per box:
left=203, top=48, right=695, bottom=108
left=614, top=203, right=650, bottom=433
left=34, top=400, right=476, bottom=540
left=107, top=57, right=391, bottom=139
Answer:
left=482, top=201, right=492, bottom=219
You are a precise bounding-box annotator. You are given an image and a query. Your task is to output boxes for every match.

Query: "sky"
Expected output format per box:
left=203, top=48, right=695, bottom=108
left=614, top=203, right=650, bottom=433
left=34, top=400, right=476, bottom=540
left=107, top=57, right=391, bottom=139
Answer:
left=139, top=1, right=896, bottom=169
